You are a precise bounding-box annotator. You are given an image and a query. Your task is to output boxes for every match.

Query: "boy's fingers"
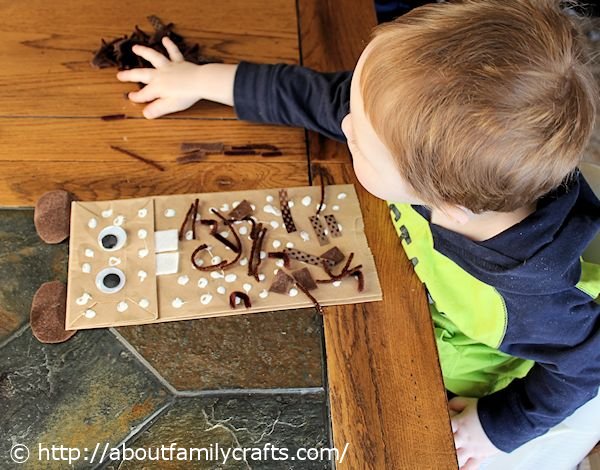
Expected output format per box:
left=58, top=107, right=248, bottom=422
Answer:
left=142, top=98, right=175, bottom=119
left=128, top=86, right=159, bottom=104
left=162, top=36, right=184, bottom=62
left=131, top=44, right=169, bottom=68
left=448, top=396, right=469, bottom=413
left=116, top=68, right=155, bottom=84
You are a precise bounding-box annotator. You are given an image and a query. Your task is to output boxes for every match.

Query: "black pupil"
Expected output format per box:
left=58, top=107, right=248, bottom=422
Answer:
left=103, top=273, right=121, bottom=289
left=102, top=234, right=118, bottom=249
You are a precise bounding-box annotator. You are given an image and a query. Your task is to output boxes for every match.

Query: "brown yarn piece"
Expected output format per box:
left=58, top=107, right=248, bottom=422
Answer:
left=229, top=291, right=251, bottom=309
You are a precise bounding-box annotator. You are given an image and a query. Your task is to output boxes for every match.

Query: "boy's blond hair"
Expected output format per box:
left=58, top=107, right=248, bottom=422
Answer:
left=360, top=0, right=597, bottom=212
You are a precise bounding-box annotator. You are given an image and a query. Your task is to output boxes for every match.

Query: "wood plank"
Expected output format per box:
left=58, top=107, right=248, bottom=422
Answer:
left=0, top=118, right=306, bottom=163
left=0, top=161, right=308, bottom=206
left=0, top=0, right=298, bottom=118
left=298, top=1, right=458, bottom=467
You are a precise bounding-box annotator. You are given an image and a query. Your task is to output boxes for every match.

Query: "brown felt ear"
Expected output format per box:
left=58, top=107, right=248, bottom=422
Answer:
left=30, top=281, right=76, bottom=344
left=34, top=190, right=75, bottom=244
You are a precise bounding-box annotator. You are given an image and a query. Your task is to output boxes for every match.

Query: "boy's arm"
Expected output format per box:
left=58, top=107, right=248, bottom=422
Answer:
left=233, top=61, right=352, bottom=142
left=116, top=37, right=352, bottom=141
left=476, top=294, right=600, bottom=452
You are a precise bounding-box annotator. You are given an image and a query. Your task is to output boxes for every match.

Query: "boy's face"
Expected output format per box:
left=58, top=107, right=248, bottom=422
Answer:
left=342, top=44, right=424, bottom=205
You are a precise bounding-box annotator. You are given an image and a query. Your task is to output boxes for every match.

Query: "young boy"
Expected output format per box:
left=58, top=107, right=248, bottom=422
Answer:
left=116, top=0, right=600, bottom=468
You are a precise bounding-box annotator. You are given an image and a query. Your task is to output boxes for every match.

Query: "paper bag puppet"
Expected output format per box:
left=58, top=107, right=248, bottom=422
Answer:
left=30, top=184, right=382, bottom=343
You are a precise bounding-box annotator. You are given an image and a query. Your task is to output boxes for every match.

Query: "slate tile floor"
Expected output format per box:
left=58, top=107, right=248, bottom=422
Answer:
left=0, top=210, right=331, bottom=469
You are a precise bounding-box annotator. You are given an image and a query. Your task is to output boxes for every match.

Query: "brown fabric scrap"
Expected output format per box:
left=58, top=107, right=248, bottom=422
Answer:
left=279, top=189, right=297, bottom=233
left=269, top=270, right=295, bottom=294
left=228, top=200, right=254, bottom=220
left=30, top=281, right=76, bottom=344
left=283, top=248, right=335, bottom=268
left=320, top=246, right=345, bottom=266
left=34, top=190, right=74, bottom=244
left=292, top=268, right=318, bottom=291
left=324, top=214, right=342, bottom=238
left=309, top=215, right=329, bottom=246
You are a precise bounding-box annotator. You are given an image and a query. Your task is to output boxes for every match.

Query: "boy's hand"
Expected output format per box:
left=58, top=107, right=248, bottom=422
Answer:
left=116, top=37, right=205, bottom=119
left=449, top=397, right=500, bottom=469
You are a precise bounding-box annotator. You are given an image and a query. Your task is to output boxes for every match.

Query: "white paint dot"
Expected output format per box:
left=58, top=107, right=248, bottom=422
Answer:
left=164, top=208, right=176, bottom=218
left=195, top=258, right=204, bottom=267
left=289, top=288, right=299, bottom=297
left=263, top=204, right=281, bottom=216
left=243, top=283, right=252, bottom=293
left=117, top=301, right=128, bottom=312
left=84, top=309, right=96, bottom=319
left=270, top=221, right=280, bottom=230
left=138, top=248, right=149, bottom=258
left=301, top=196, right=312, bottom=207
left=139, top=298, right=150, bottom=308
left=225, top=274, right=237, bottom=283
left=76, top=293, right=91, bottom=306
left=232, top=201, right=240, bottom=208
left=113, top=215, right=125, bottom=226
left=138, top=229, right=148, bottom=239
left=177, top=275, right=189, bottom=286
left=259, top=289, right=269, bottom=299
left=211, top=271, right=224, bottom=279
left=288, top=201, right=295, bottom=208
left=217, top=286, right=226, bottom=295
left=172, top=298, right=184, bottom=308
left=266, top=195, right=274, bottom=203
left=273, top=269, right=279, bottom=275
left=185, top=230, right=193, bottom=240
left=316, top=203, right=326, bottom=211
left=109, top=256, right=121, bottom=266
left=200, top=294, right=213, bottom=305
left=234, top=296, right=241, bottom=305
left=101, top=209, right=112, bottom=218
left=258, top=274, right=266, bottom=281
left=272, top=240, right=281, bottom=249
left=198, top=278, right=208, bottom=288
left=138, top=208, right=148, bottom=218
left=251, top=204, right=256, bottom=210
left=88, top=218, right=97, bottom=229
left=219, top=231, right=229, bottom=238
left=211, top=256, right=222, bottom=265
left=275, top=259, right=284, bottom=268
left=333, top=280, right=342, bottom=287
left=220, top=203, right=230, bottom=212
left=286, top=242, right=294, bottom=249
left=82, top=263, right=91, bottom=273
left=85, top=249, right=94, bottom=258
left=337, top=193, right=347, bottom=199
left=239, top=257, right=248, bottom=266
left=332, top=205, right=340, bottom=211
left=338, top=224, right=343, bottom=232
left=260, top=251, right=266, bottom=259
left=138, top=270, right=147, bottom=282
left=300, top=231, right=310, bottom=242
left=239, top=226, right=248, bottom=235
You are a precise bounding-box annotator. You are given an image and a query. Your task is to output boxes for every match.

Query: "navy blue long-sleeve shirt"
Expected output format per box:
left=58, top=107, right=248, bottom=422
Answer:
left=232, top=61, right=600, bottom=452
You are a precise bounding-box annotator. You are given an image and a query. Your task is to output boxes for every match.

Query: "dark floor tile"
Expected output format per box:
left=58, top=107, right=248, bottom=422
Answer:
left=116, top=393, right=332, bottom=469
left=0, top=328, right=171, bottom=469
left=0, top=209, right=68, bottom=343
left=116, top=309, right=324, bottom=391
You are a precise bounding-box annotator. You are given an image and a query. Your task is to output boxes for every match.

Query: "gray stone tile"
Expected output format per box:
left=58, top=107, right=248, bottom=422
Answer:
left=0, top=209, right=68, bottom=343
left=0, top=328, right=170, bottom=469
left=115, top=393, right=332, bottom=469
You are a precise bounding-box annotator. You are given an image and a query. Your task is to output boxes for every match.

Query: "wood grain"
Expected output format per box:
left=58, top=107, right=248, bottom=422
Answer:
left=0, top=0, right=298, bottom=118
left=0, top=161, right=309, bottom=206
left=0, top=118, right=306, bottom=163
left=298, top=1, right=458, bottom=467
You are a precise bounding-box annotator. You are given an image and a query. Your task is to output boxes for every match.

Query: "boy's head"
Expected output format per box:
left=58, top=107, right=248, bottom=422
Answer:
left=343, top=0, right=597, bottom=215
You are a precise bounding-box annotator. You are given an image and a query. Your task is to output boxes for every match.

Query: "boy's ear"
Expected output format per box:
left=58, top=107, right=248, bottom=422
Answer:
left=440, top=204, right=473, bottom=225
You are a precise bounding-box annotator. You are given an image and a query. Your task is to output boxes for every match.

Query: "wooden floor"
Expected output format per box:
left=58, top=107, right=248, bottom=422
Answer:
left=0, top=0, right=457, bottom=468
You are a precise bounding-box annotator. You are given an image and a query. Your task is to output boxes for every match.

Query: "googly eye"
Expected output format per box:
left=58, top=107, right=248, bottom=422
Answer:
left=96, top=267, right=126, bottom=294
left=98, top=226, right=127, bottom=251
